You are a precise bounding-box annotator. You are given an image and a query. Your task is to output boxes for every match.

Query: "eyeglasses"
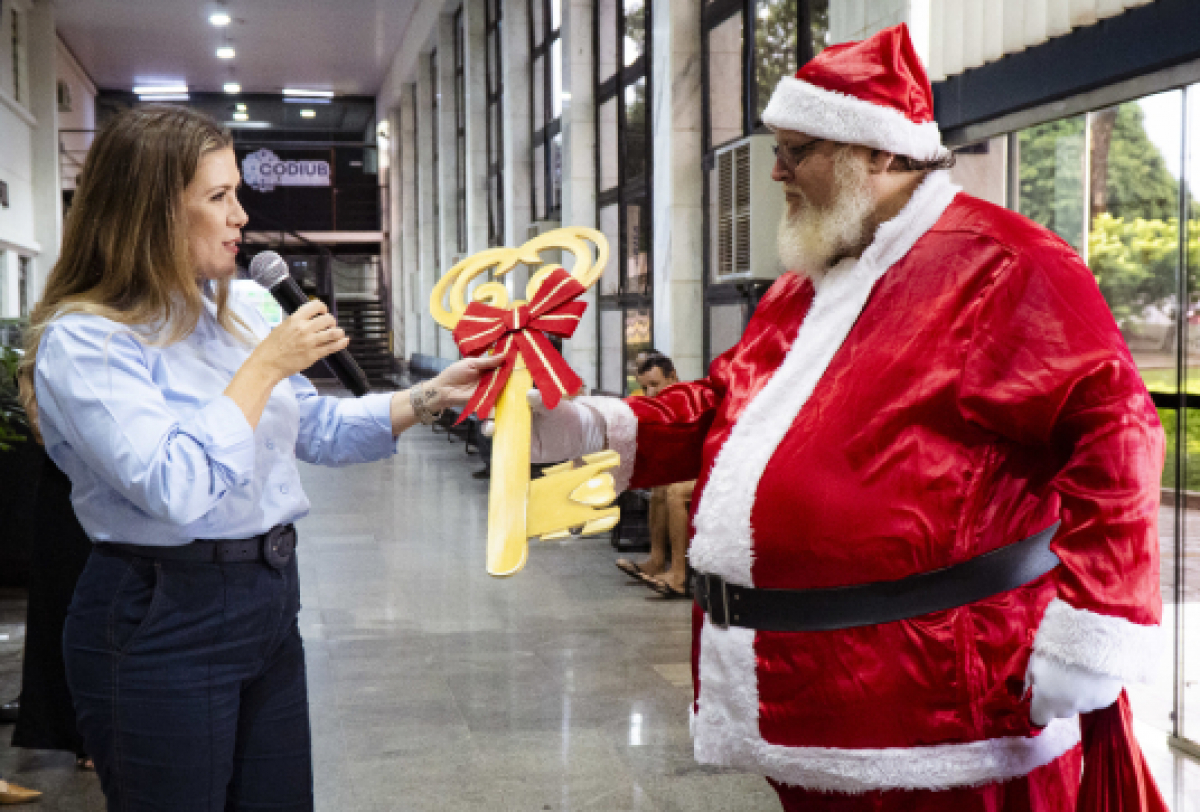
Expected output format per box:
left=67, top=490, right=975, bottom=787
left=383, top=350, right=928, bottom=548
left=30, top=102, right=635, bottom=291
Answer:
left=773, top=139, right=824, bottom=173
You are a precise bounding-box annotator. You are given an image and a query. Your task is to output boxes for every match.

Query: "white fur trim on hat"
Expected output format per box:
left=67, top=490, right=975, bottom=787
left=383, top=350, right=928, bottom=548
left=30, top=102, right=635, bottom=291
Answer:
left=763, top=77, right=949, bottom=162
left=692, top=617, right=1082, bottom=792
left=1033, top=598, right=1163, bottom=685
left=577, top=395, right=638, bottom=493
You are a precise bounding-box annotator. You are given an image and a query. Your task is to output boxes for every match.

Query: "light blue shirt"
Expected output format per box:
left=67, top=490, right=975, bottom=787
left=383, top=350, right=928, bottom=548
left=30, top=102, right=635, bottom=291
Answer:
left=35, top=291, right=397, bottom=546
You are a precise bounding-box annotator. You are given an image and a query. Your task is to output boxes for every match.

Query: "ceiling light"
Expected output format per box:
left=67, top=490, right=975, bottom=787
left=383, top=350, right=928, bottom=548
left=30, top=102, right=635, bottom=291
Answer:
left=300, top=109, right=316, bottom=118
left=283, top=97, right=331, bottom=105
left=216, top=46, right=236, bottom=59
left=224, top=82, right=241, bottom=94
left=233, top=111, right=249, bottom=121
left=282, top=88, right=334, bottom=98
left=138, top=94, right=190, bottom=102
left=133, top=84, right=188, bottom=95
left=235, top=102, right=247, bottom=111
left=210, top=12, right=231, bottom=26
left=225, top=120, right=271, bottom=129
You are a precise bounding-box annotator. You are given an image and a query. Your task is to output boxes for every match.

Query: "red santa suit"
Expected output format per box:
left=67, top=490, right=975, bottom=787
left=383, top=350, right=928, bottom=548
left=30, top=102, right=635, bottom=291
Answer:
left=579, top=25, right=1164, bottom=810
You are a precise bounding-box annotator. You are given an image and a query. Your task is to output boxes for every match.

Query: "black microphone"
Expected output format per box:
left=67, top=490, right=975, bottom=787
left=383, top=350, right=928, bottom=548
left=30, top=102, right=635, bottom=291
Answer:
left=248, top=251, right=371, bottom=397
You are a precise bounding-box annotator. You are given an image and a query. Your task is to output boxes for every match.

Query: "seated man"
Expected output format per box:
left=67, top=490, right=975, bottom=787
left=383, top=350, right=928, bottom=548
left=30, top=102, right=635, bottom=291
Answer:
left=616, top=354, right=696, bottom=598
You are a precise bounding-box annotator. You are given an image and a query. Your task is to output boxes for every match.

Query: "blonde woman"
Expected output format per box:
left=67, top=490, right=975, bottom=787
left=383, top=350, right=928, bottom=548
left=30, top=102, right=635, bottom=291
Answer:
left=21, top=106, right=497, bottom=811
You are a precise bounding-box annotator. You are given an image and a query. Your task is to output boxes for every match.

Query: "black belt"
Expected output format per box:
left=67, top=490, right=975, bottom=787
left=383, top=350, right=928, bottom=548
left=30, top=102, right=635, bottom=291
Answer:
left=694, top=522, right=1060, bottom=632
left=99, top=524, right=297, bottom=571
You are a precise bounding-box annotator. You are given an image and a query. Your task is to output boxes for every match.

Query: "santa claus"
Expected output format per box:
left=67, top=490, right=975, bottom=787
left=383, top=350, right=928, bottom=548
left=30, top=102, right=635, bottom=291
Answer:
left=530, top=23, right=1166, bottom=811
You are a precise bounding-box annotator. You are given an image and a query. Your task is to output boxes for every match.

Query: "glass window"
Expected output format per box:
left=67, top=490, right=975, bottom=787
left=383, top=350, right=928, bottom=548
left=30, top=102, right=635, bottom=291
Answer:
left=599, top=204, right=621, bottom=295
left=950, top=136, right=1008, bottom=207
left=531, top=0, right=544, bottom=42
left=533, top=53, right=546, bottom=130
left=551, top=39, right=564, bottom=118
left=599, top=98, right=619, bottom=190
left=709, top=301, right=745, bottom=359
left=533, top=141, right=546, bottom=220
left=550, top=130, right=563, bottom=213
left=624, top=308, right=653, bottom=393
left=808, top=0, right=829, bottom=57
left=624, top=0, right=646, bottom=66
left=708, top=13, right=744, bottom=150
left=625, top=78, right=648, bottom=183
left=601, top=308, right=624, bottom=394
left=626, top=199, right=650, bottom=296
left=1017, top=115, right=1087, bottom=254
left=755, top=0, right=798, bottom=123
left=598, top=0, right=618, bottom=84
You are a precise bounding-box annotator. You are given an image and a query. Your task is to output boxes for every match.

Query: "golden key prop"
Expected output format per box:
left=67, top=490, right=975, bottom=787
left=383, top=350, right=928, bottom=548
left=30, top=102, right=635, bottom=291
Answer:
left=430, top=227, right=621, bottom=577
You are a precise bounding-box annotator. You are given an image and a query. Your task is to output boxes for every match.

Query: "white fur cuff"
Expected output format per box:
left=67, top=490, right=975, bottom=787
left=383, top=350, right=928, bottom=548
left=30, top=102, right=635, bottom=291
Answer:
left=576, top=396, right=637, bottom=493
left=1033, top=598, right=1162, bottom=685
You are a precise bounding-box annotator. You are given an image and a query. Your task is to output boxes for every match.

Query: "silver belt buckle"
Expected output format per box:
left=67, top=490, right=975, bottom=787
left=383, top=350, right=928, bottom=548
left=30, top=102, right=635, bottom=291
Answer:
left=705, top=573, right=730, bottom=630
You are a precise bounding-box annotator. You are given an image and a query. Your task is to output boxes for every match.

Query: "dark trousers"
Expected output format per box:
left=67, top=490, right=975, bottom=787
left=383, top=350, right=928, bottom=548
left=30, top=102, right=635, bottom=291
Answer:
left=64, top=545, right=313, bottom=812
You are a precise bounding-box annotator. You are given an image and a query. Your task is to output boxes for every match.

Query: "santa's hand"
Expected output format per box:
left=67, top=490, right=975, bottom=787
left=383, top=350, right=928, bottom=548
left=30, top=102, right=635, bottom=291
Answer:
left=1026, top=650, right=1122, bottom=727
left=528, top=390, right=607, bottom=463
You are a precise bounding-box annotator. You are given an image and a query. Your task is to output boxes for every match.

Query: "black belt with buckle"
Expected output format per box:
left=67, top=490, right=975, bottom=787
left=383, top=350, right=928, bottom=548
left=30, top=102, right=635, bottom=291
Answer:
left=694, top=522, right=1061, bottom=632
left=99, top=524, right=297, bottom=571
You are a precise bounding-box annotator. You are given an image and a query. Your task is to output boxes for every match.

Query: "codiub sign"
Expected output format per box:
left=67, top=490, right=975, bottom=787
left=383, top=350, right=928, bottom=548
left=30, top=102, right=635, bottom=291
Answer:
left=242, top=149, right=331, bottom=192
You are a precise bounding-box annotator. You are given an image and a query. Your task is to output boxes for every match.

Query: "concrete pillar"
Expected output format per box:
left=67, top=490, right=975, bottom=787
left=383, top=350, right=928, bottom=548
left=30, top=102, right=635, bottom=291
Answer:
left=650, top=0, right=704, bottom=381
left=383, top=109, right=405, bottom=360
left=417, top=62, right=439, bottom=355
left=399, top=85, right=421, bottom=357
left=27, top=0, right=61, bottom=303
left=501, top=0, right=533, bottom=295
left=560, top=0, right=598, bottom=391
left=462, top=0, right=490, bottom=255
left=436, top=14, right=462, bottom=359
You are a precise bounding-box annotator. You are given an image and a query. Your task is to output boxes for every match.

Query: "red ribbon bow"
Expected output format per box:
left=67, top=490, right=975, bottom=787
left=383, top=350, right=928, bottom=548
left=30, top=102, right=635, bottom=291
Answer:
left=452, top=267, right=588, bottom=422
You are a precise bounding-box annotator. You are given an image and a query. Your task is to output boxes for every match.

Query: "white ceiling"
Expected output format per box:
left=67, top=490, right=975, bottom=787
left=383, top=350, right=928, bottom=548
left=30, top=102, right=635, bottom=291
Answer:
left=54, top=0, right=420, bottom=96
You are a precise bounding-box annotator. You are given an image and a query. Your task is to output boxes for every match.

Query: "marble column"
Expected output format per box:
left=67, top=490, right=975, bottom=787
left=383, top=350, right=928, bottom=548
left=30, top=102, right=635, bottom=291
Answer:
left=27, top=0, right=61, bottom=301
left=384, top=109, right=406, bottom=360
left=560, top=0, right=598, bottom=391
left=437, top=14, right=462, bottom=359
left=501, top=0, right=533, bottom=295
left=417, top=60, right=440, bottom=355
left=399, top=84, right=422, bottom=356
left=650, top=0, right=704, bottom=381
left=463, top=0, right=490, bottom=254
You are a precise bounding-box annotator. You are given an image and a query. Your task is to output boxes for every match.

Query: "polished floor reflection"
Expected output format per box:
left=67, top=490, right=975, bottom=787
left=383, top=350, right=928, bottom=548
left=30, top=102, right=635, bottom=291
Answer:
left=3, top=425, right=1200, bottom=810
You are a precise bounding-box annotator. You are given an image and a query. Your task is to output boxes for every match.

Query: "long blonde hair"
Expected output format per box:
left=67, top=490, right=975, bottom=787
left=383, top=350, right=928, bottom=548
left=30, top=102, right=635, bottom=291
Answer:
left=20, top=105, right=252, bottom=427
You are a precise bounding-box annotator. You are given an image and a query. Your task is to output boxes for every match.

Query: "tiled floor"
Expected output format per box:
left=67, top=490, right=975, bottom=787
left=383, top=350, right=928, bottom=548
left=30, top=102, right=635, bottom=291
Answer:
left=1, top=424, right=1199, bottom=810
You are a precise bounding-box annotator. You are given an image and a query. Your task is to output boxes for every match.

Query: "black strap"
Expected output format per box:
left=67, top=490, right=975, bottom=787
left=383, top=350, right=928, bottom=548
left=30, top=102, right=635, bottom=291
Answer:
left=98, top=524, right=296, bottom=570
left=694, top=522, right=1061, bottom=632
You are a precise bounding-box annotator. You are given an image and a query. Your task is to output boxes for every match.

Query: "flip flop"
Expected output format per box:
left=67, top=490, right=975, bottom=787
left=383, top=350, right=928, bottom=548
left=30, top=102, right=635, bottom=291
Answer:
left=615, top=559, right=650, bottom=582
left=646, top=577, right=691, bottom=600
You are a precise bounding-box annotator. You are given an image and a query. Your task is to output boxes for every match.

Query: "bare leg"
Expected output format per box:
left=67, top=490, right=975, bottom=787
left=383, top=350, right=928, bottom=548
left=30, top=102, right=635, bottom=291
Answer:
left=617, top=487, right=667, bottom=578
left=660, top=481, right=696, bottom=592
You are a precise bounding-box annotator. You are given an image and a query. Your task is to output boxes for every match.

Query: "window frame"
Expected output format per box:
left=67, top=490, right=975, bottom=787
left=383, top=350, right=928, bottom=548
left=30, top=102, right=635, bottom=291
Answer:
left=529, top=0, right=564, bottom=222
left=485, top=0, right=506, bottom=246
left=593, top=0, right=654, bottom=394
left=454, top=8, right=468, bottom=255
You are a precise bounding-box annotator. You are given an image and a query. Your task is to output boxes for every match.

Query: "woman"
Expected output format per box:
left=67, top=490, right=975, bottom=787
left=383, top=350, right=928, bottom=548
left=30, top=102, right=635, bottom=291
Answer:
left=20, top=105, right=497, bottom=811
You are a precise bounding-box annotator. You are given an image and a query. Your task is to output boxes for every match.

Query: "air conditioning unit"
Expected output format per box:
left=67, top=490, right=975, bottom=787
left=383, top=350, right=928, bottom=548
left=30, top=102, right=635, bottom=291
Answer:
left=711, top=135, right=785, bottom=282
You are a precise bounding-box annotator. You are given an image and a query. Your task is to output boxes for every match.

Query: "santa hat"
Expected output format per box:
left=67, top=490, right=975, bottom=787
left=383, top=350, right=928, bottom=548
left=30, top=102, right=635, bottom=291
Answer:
left=762, top=23, right=949, bottom=162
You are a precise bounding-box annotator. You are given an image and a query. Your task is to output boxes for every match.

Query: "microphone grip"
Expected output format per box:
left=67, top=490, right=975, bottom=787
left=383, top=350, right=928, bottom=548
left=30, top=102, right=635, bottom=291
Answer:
left=268, top=278, right=371, bottom=397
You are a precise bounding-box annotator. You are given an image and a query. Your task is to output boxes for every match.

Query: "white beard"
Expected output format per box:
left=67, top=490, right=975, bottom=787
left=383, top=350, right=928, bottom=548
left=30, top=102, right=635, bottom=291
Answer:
left=776, top=150, right=876, bottom=281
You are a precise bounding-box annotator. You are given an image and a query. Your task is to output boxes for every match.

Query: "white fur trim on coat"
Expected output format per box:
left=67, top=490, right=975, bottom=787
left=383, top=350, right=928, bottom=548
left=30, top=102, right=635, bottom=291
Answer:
left=577, top=395, right=637, bottom=493
left=1033, top=598, right=1162, bottom=685
left=688, top=170, right=961, bottom=588
left=763, top=77, right=949, bottom=162
left=692, top=617, right=1082, bottom=792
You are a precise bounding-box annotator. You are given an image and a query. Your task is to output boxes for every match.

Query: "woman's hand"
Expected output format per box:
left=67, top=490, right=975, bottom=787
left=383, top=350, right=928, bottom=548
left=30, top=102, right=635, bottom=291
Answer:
left=427, top=355, right=507, bottom=409
left=250, top=300, right=348, bottom=382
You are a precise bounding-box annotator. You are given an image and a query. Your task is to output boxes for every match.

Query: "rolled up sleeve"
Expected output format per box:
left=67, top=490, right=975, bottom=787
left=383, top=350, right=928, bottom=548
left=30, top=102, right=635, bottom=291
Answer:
left=36, top=321, right=256, bottom=526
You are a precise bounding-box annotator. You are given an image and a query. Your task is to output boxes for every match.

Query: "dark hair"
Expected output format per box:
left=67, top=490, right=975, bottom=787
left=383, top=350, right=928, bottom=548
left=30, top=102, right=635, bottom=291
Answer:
left=891, top=152, right=957, bottom=172
left=637, top=354, right=676, bottom=378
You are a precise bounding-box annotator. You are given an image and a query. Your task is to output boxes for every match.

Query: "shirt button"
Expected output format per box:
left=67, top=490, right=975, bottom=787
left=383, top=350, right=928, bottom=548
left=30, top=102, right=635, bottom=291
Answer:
left=266, top=440, right=275, bottom=450
left=280, top=484, right=289, bottom=495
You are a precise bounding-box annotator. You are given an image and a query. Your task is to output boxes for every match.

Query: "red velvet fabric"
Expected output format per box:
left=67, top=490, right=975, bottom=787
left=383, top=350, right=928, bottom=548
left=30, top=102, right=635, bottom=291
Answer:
left=794, top=23, right=936, bottom=124
left=1078, top=692, right=1168, bottom=812
left=627, top=194, right=1163, bottom=760
left=770, top=746, right=1082, bottom=812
